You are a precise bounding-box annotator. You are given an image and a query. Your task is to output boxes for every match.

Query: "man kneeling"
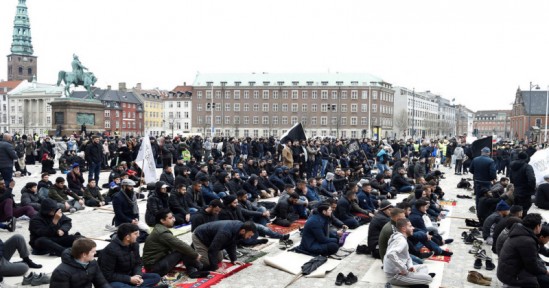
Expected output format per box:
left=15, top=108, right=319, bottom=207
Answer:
left=298, top=203, right=341, bottom=256
left=143, top=209, right=207, bottom=278
left=384, top=218, right=434, bottom=287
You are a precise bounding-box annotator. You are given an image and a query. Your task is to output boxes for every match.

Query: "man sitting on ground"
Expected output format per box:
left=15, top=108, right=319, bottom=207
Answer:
left=0, top=234, right=42, bottom=281
left=83, top=179, right=106, bottom=207
left=298, top=204, right=342, bottom=256
left=99, top=223, right=165, bottom=287
left=143, top=209, right=207, bottom=278
left=0, top=179, right=35, bottom=231
left=192, top=220, right=254, bottom=272
left=384, top=218, right=434, bottom=286
left=271, top=192, right=300, bottom=227
left=48, top=177, right=84, bottom=213
left=50, top=238, right=109, bottom=287
left=190, top=199, right=223, bottom=232
left=482, top=200, right=510, bottom=245
left=368, top=200, right=394, bottom=259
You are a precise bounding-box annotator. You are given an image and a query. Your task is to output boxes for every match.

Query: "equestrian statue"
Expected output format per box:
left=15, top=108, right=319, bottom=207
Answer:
left=57, top=54, right=97, bottom=98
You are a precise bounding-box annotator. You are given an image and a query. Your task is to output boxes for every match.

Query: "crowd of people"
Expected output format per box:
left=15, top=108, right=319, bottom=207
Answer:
left=0, top=131, right=547, bottom=287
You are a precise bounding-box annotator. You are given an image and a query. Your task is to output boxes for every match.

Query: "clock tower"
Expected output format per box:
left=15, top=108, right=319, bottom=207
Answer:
left=7, top=0, right=37, bottom=82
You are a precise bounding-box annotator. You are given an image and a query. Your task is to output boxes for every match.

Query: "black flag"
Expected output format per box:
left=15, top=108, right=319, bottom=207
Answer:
left=348, top=140, right=360, bottom=154
left=280, top=123, right=307, bottom=144
left=471, top=136, right=493, bottom=158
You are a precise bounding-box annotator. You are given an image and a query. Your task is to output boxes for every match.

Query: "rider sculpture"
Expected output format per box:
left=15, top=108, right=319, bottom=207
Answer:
left=57, top=54, right=97, bottom=98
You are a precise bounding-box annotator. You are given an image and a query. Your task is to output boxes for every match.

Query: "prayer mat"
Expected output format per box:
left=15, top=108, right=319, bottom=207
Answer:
left=426, top=248, right=452, bottom=263
left=440, top=200, right=457, bottom=206
left=237, top=247, right=268, bottom=263
left=248, top=240, right=275, bottom=251
left=174, top=262, right=252, bottom=288
left=267, top=219, right=306, bottom=235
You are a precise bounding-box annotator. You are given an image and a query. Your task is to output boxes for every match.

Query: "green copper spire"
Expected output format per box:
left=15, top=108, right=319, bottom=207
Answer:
left=10, top=0, right=33, bottom=55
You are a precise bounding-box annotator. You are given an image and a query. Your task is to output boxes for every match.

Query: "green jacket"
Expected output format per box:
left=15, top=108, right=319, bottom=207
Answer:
left=48, top=185, right=80, bottom=203
left=142, top=224, right=198, bottom=268
left=378, top=219, right=396, bottom=262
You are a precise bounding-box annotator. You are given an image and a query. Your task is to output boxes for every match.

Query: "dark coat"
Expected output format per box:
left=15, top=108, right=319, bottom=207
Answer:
left=497, top=223, right=546, bottom=287
left=85, top=142, right=103, bottom=164
left=20, top=187, right=41, bottom=211
left=408, top=207, right=427, bottom=233
left=190, top=207, right=218, bottom=232
left=469, top=155, right=497, bottom=182
left=168, top=191, right=190, bottom=217
left=29, top=199, right=72, bottom=248
left=50, top=249, right=111, bottom=288
left=0, top=140, right=17, bottom=169
left=185, top=187, right=205, bottom=210
left=98, top=237, right=142, bottom=284
left=299, top=212, right=337, bottom=253
left=112, top=190, right=139, bottom=226
left=67, top=171, right=85, bottom=193
left=145, top=187, right=170, bottom=227
left=219, top=205, right=245, bottom=222
left=509, top=159, right=536, bottom=198
left=334, top=196, right=355, bottom=222
left=368, top=211, right=391, bottom=249
left=192, top=220, right=243, bottom=271
left=535, top=182, right=549, bottom=209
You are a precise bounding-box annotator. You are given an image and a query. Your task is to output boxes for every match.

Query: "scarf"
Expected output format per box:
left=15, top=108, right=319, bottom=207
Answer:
left=121, top=189, right=139, bottom=215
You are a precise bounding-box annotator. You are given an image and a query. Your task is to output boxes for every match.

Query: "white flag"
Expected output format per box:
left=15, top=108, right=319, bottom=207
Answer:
left=135, top=137, right=157, bottom=184
left=529, top=148, right=549, bottom=185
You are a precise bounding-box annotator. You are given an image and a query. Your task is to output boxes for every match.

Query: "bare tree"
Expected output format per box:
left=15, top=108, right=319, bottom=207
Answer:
left=394, top=109, right=409, bottom=137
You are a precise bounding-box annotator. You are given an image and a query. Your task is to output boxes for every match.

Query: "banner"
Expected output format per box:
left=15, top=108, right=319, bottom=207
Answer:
left=280, top=122, right=307, bottom=144
left=529, top=148, right=549, bottom=185
left=471, top=136, right=492, bottom=158
left=135, top=137, right=157, bottom=184
left=347, top=140, right=360, bottom=154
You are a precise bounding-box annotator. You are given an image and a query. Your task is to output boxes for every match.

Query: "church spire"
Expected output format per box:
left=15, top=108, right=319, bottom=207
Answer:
left=10, top=0, right=34, bottom=55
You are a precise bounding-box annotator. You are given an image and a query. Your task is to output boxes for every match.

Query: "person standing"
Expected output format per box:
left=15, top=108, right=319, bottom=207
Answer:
left=509, top=152, right=536, bottom=216
left=469, top=147, right=497, bottom=205
left=383, top=218, right=434, bottom=286
left=85, top=136, right=104, bottom=184
left=0, top=133, right=18, bottom=184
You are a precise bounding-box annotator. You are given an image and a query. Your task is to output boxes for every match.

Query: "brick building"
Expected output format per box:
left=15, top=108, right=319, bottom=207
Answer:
left=473, top=110, right=511, bottom=138
left=511, top=87, right=549, bottom=142
left=191, top=73, right=394, bottom=139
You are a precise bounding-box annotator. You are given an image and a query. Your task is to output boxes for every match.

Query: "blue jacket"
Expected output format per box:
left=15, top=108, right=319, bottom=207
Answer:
left=408, top=207, right=427, bottom=233
left=201, top=184, right=219, bottom=205
left=306, top=185, right=321, bottom=202
left=357, top=190, right=376, bottom=212
left=0, top=140, right=17, bottom=169
left=193, top=220, right=243, bottom=270
left=299, top=212, right=337, bottom=252
left=469, top=155, right=497, bottom=182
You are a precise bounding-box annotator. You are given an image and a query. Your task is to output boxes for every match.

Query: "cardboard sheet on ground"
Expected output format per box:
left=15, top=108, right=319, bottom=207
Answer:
left=264, top=251, right=340, bottom=278
left=360, top=259, right=444, bottom=287
left=342, top=224, right=369, bottom=249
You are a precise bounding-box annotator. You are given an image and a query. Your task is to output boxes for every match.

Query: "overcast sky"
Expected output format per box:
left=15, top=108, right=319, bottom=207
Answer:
left=1, top=0, right=549, bottom=111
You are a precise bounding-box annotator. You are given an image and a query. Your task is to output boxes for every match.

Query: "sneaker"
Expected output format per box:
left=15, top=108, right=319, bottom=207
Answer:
left=30, top=273, right=51, bottom=286
left=69, top=208, right=76, bottom=213
left=469, top=206, right=476, bottom=213
left=335, top=272, right=346, bottom=286
left=23, top=258, right=42, bottom=269
left=440, top=250, right=453, bottom=257
left=465, top=219, right=480, bottom=227
left=469, top=228, right=481, bottom=237
left=469, top=242, right=482, bottom=254
left=7, top=217, right=16, bottom=232
left=475, top=249, right=492, bottom=261
left=345, top=272, right=358, bottom=285
left=464, top=233, right=479, bottom=244
left=22, top=272, right=35, bottom=285
left=485, top=259, right=495, bottom=271
left=474, top=258, right=483, bottom=269
left=444, top=239, right=454, bottom=244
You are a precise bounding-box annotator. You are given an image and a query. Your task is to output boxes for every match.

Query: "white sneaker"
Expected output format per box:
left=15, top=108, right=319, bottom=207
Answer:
left=17, top=215, right=30, bottom=221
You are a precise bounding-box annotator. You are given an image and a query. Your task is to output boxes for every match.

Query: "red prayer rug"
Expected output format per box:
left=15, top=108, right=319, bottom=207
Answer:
left=439, top=201, right=457, bottom=206
left=267, top=219, right=306, bottom=235
left=175, top=262, right=252, bottom=288
left=421, top=247, right=452, bottom=263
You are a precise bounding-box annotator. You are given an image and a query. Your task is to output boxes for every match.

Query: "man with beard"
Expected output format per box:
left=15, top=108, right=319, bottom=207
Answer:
left=298, top=204, right=341, bottom=256
left=469, top=147, right=497, bottom=205
left=113, top=179, right=148, bottom=231
left=282, top=140, right=294, bottom=168
left=159, top=165, right=175, bottom=189
left=145, top=182, right=171, bottom=227
left=185, top=181, right=206, bottom=213
left=143, top=209, right=207, bottom=279
left=192, top=220, right=255, bottom=272
left=392, top=167, right=415, bottom=193
left=509, top=152, right=536, bottom=216
left=169, top=184, right=192, bottom=224
left=190, top=199, right=223, bottom=231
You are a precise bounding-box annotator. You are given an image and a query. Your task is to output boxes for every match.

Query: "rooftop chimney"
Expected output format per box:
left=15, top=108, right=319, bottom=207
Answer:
left=119, top=82, right=126, bottom=92
left=184, top=82, right=186, bottom=86
left=107, top=85, right=111, bottom=90
left=136, top=83, right=142, bottom=90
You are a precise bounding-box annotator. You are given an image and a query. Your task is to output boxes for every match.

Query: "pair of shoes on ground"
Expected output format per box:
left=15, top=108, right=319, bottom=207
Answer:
left=474, top=249, right=495, bottom=271
left=463, top=231, right=482, bottom=245
left=457, top=194, right=472, bottom=199
left=22, top=272, right=50, bottom=286
left=335, top=272, right=358, bottom=286
left=356, top=244, right=370, bottom=255
left=467, top=270, right=491, bottom=286
left=468, top=240, right=483, bottom=254
left=465, top=219, right=480, bottom=227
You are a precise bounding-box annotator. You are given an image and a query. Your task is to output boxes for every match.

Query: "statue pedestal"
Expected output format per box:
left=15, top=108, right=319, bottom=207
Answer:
left=49, top=98, right=105, bottom=137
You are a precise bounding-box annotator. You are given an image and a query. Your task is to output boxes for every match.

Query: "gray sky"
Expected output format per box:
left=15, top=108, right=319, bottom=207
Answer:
left=1, top=0, right=548, bottom=111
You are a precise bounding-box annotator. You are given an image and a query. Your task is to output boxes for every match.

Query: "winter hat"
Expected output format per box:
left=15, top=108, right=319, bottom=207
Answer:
left=222, top=195, right=237, bottom=207
left=71, top=163, right=79, bottom=169
left=518, top=152, right=529, bottom=160
left=481, top=147, right=491, bottom=154
left=326, top=172, right=335, bottom=181
left=379, top=200, right=394, bottom=211
left=509, top=205, right=523, bottom=214
left=496, top=200, right=511, bottom=211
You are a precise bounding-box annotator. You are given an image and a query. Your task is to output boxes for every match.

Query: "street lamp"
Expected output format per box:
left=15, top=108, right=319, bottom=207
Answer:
left=336, top=81, right=343, bottom=138
left=545, top=85, right=549, bottom=143
left=528, top=81, right=540, bottom=142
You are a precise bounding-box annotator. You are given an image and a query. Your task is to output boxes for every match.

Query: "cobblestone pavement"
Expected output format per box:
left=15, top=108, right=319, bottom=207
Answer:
left=1, top=163, right=548, bottom=287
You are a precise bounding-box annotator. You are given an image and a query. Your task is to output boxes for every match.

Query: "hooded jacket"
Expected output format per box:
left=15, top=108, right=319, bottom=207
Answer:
left=29, top=199, right=72, bottom=247
left=509, top=159, right=536, bottom=198
left=497, top=223, right=546, bottom=287
left=50, top=248, right=110, bottom=288
left=145, top=182, right=170, bottom=226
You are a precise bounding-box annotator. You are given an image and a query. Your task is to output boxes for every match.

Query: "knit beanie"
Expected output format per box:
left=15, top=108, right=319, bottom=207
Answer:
left=496, top=199, right=511, bottom=211
left=326, top=172, right=335, bottom=181
left=222, top=195, right=237, bottom=207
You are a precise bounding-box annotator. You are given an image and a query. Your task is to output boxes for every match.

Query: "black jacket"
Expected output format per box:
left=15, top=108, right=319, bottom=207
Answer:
left=50, top=249, right=111, bottom=288
left=190, top=207, right=218, bottom=232
left=367, top=211, right=390, bottom=249
left=219, top=205, right=245, bottom=222
left=159, top=172, right=175, bottom=187
left=85, top=142, right=103, bottom=164
left=112, top=190, right=139, bottom=226
left=98, top=237, right=142, bottom=284
left=29, top=199, right=72, bottom=248
left=509, top=159, right=536, bottom=198
left=535, top=182, right=549, bottom=209
left=185, top=187, right=205, bottom=210
left=193, top=220, right=243, bottom=271
left=145, top=183, right=170, bottom=226
left=21, top=187, right=41, bottom=211
left=497, top=223, right=546, bottom=287
left=169, top=191, right=190, bottom=217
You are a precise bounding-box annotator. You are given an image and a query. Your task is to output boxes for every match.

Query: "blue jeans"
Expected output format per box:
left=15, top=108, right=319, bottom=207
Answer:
left=0, top=167, right=13, bottom=184
left=321, top=159, right=328, bottom=177
left=189, top=208, right=198, bottom=214
left=376, top=163, right=388, bottom=174
left=88, top=162, right=101, bottom=183
left=110, top=273, right=161, bottom=288
left=398, top=186, right=414, bottom=193
left=253, top=207, right=269, bottom=226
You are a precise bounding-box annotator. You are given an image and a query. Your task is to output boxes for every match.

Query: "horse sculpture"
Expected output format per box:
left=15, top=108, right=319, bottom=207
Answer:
left=57, top=71, right=97, bottom=99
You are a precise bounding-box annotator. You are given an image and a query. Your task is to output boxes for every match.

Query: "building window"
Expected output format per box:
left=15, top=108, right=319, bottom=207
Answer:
left=273, top=116, right=278, bottom=125
left=291, top=103, right=298, bottom=112
left=177, top=102, right=181, bottom=108
left=291, top=116, right=298, bottom=125
left=312, top=91, right=317, bottom=99
left=273, top=91, right=279, bottom=99
left=272, top=130, right=278, bottom=136
left=234, top=116, right=240, bottom=124
left=215, top=91, right=221, bottom=99
left=225, top=103, right=230, bottom=111
left=361, top=104, right=368, bottom=112
left=105, top=110, right=110, bottom=117
left=292, top=91, right=298, bottom=99
left=122, top=122, right=126, bottom=128
left=253, top=130, right=259, bottom=137
left=253, top=104, right=259, bottom=112
left=302, top=104, right=308, bottom=112
left=361, top=117, right=367, bottom=125
left=321, top=91, right=328, bottom=99
left=372, top=104, right=377, bottom=112
left=311, top=117, right=317, bottom=125
left=272, top=104, right=278, bottom=112
left=234, top=103, right=240, bottom=112
left=46, top=116, right=51, bottom=124
left=225, top=116, right=230, bottom=124
left=282, top=91, right=288, bottom=99
left=234, top=90, right=240, bottom=99
left=244, top=91, right=249, bottom=99
left=105, top=120, right=111, bottom=129
left=321, top=104, right=328, bottom=112
left=184, top=112, right=189, bottom=118
left=302, top=91, right=308, bottom=99
left=215, top=104, right=221, bottom=111
left=244, top=116, right=249, bottom=124
left=341, top=91, right=347, bottom=99
left=351, top=104, right=357, bottom=112
left=352, top=90, right=358, bottom=99
left=225, top=91, right=231, bottom=99
left=263, top=90, right=269, bottom=99
left=351, top=117, right=357, bottom=125
left=253, top=116, right=259, bottom=124
left=282, top=117, right=288, bottom=125
left=215, top=116, right=221, bottom=124
left=185, top=122, right=189, bottom=129
left=116, top=121, right=120, bottom=129
left=321, top=116, right=327, bottom=126
left=373, top=91, right=378, bottom=99
left=244, top=104, right=249, bottom=112
left=332, top=91, right=337, bottom=99
left=341, top=117, right=347, bottom=126
left=253, top=91, right=259, bottom=99
left=197, top=104, right=202, bottom=111
left=262, top=103, right=269, bottom=112
left=123, top=111, right=126, bottom=118
left=262, top=116, right=269, bottom=125
left=282, top=104, right=288, bottom=112
left=311, top=104, right=317, bottom=112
